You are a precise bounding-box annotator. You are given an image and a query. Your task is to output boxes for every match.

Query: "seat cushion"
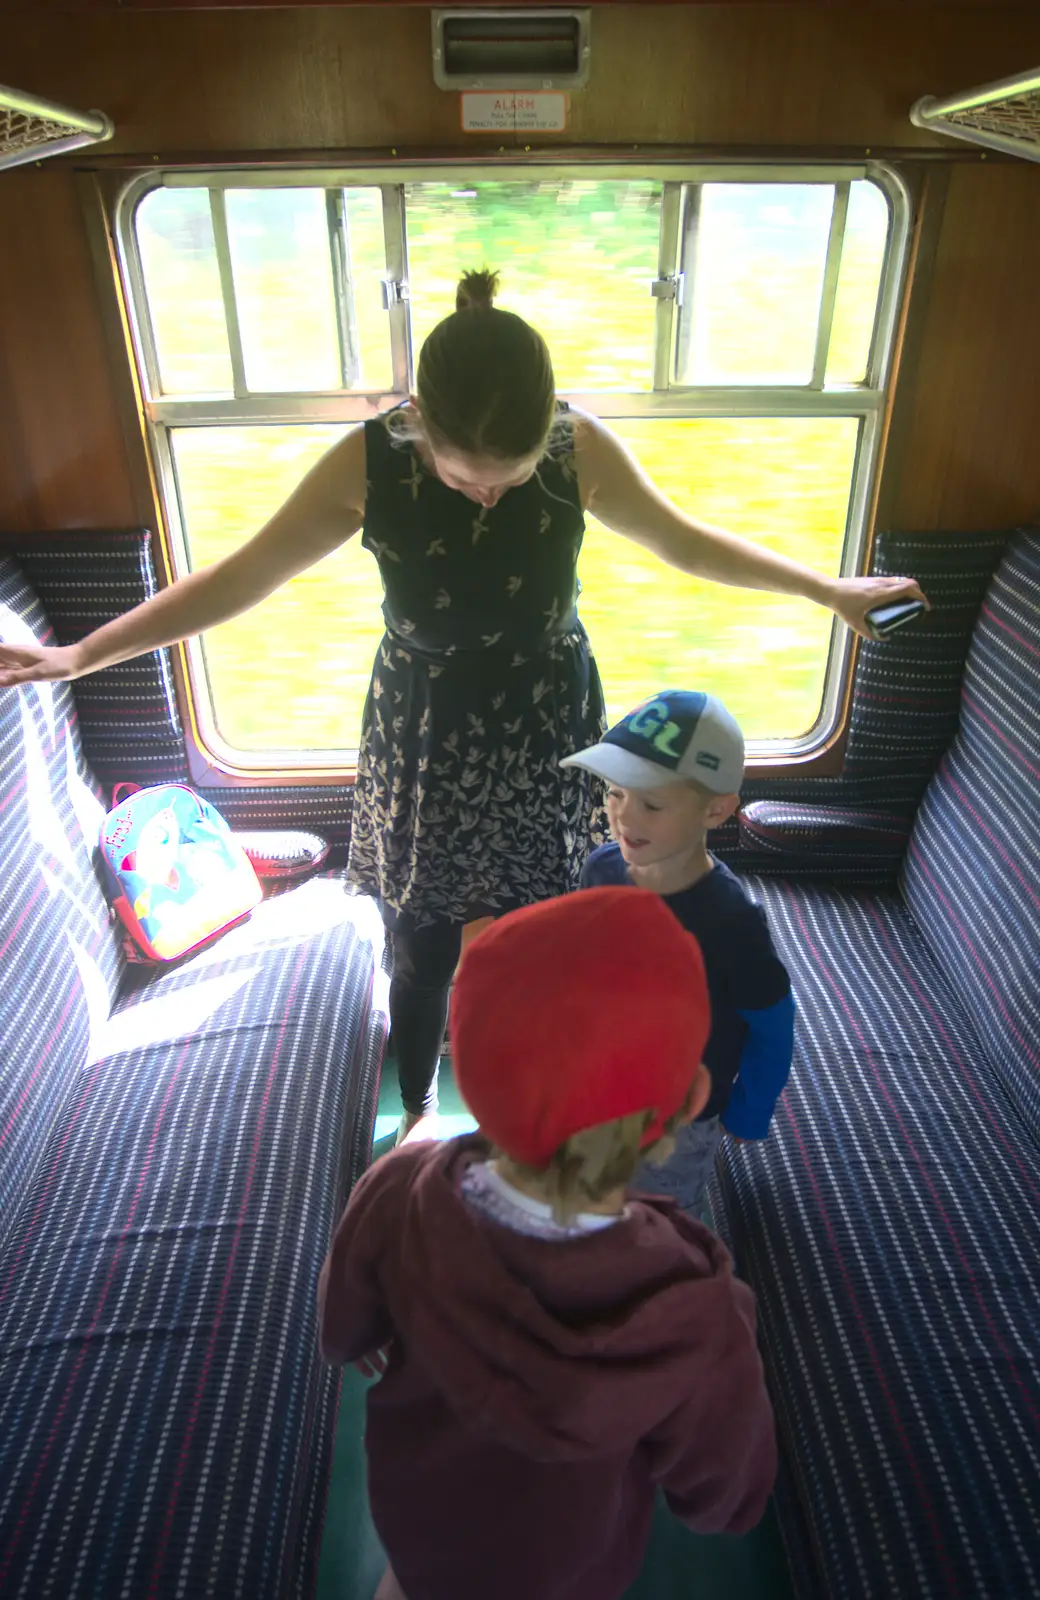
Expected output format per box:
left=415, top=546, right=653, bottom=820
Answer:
left=711, top=876, right=1040, bottom=1600
left=0, top=879, right=386, bottom=1600
left=0, top=557, right=124, bottom=1254
left=902, top=527, right=1040, bottom=1134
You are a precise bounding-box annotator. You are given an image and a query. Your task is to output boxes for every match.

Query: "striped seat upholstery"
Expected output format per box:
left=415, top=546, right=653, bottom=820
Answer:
left=902, top=532, right=1040, bottom=1132
left=713, top=530, right=1040, bottom=1599
left=0, top=555, right=387, bottom=1597
left=0, top=561, right=125, bottom=1255
left=10, top=532, right=191, bottom=790
left=715, top=880, right=1040, bottom=1600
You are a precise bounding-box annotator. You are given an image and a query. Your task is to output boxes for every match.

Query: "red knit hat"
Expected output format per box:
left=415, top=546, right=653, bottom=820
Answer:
left=451, top=887, right=711, bottom=1169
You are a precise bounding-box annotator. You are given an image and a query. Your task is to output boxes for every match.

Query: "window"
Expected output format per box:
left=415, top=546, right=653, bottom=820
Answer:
left=119, top=164, right=909, bottom=768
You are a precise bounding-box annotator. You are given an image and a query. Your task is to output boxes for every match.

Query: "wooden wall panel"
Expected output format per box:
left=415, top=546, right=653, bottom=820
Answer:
left=12, top=0, right=1030, bottom=10
left=0, top=4, right=1039, bottom=538
left=893, top=162, right=1040, bottom=531
left=4, top=6, right=1040, bottom=155
left=0, top=169, right=138, bottom=532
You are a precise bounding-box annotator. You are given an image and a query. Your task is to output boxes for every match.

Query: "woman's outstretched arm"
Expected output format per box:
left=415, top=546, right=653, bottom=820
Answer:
left=573, top=412, right=928, bottom=639
left=0, top=426, right=368, bottom=686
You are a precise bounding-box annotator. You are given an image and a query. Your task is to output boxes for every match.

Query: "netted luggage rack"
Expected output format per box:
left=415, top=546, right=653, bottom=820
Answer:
left=0, top=82, right=113, bottom=173
left=911, top=66, right=1040, bottom=163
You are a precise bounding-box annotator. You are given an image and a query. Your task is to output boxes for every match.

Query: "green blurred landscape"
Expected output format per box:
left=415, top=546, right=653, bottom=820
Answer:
left=138, top=177, right=888, bottom=752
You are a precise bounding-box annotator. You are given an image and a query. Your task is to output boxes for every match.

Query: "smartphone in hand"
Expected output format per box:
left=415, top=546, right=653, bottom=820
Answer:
left=865, top=598, right=926, bottom=641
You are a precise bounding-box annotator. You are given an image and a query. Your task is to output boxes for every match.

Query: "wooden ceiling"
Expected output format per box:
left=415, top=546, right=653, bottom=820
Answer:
left=5, top=0, right=1034, bottom=11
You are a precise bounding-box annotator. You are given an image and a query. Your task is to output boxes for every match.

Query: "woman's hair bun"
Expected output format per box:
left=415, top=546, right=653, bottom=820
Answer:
left=456, top=268, right=500, bottom=312
left=418, top=265, right=555, bottom=458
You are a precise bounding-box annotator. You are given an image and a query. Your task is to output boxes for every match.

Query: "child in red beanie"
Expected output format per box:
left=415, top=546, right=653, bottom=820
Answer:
left=318, top=887, right=777, bottom=1600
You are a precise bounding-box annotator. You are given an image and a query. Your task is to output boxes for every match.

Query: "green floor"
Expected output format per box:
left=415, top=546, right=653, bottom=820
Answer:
left=317, top=1060, right=794, bottom=1600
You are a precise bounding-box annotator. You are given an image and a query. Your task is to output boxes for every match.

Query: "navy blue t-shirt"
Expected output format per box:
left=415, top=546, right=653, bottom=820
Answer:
left=580, top=844, right=791, bottom=1123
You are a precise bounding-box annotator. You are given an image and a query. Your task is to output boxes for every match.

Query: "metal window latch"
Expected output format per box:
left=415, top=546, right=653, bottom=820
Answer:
left=381, top=277, right=410, bottom=309
left=650, top=273, right=684, bottom=306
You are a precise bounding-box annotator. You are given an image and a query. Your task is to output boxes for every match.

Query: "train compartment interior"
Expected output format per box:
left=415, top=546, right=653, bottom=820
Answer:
left=1, top=5, right=1039, bottom=1599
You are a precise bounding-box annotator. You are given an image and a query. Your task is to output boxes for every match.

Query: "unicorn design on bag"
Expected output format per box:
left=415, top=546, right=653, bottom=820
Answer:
left=100, top=784, right=262, bottom=962
left=121, top=804, right=182, bottom=922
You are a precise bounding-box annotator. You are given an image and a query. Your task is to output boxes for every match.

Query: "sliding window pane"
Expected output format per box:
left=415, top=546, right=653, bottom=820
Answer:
left=405, top=179, right=661, bottom=391
left=826, top=180, right=890, bottom=385
left=135, top=187, right=232, bottom=395
left=678, top=184, right=834, bottom=385
left=225, top=189, right=341, bottom=392
left=341, top=187, right=393, bottom=390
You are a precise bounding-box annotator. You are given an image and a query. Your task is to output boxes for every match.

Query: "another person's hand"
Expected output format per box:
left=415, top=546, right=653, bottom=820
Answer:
left=0, top=642, right=82, bottom=688
left=827, top=575, right=930, bottom=640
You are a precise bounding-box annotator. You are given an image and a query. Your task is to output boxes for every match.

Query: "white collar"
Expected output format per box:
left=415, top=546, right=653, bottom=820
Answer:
left=484, top=1162, right=625, bottom=1233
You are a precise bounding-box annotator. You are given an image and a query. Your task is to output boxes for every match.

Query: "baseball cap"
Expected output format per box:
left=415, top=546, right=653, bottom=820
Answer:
left=561, top=690, right=744, bottom=795
left=451, top=886, right=711, bottom=1170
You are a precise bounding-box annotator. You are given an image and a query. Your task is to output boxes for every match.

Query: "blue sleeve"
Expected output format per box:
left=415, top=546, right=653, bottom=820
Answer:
left=722, top=990, right=796, bottom=1140
left=579, top=844, right=623, bottom=890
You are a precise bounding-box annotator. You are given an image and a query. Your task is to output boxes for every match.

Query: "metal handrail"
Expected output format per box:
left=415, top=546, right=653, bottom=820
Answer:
left=0, top=82, right=114, bottom=172
left=910, top=67, right=1040, bottom=165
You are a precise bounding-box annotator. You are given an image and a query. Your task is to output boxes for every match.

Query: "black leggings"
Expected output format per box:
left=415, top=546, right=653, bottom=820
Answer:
left=388, top=921, right=464, bottom=1115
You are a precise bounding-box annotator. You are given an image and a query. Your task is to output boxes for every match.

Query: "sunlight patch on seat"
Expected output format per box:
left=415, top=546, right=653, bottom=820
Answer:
left=1, top=603, right=58, bottom=736
left=86, top=968, right=258, bottom=1065
left=173, top=877, right=386, bottom=972
left=64, top=727, right=106, bottom=862
left=40, top=859, right=111, bottom=939
left=67, top=932, right=115, bottom=1068
left=21, top=695, right=78, bottom=875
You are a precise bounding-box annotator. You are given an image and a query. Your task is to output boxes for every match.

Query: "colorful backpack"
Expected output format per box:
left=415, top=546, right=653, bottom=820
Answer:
left=98, top=784, right=262, bottom=963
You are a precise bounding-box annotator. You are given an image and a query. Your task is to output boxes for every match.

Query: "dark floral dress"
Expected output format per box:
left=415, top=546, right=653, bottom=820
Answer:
left=347, top=405, right=607, bottom=929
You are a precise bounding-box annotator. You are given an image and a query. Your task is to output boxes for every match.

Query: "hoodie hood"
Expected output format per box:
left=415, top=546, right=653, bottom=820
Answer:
left=371, top=1137, right=754, bottom=1463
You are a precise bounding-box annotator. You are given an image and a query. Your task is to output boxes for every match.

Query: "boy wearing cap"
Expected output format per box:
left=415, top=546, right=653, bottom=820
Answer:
left=562, top=691, right=795, bottom=1216
left=318, top=888, right=776, bottom=1600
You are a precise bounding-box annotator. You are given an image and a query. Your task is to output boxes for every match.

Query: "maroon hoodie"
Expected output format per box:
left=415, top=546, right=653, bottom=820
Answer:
left=319, top=1136, right=776, bottom=1600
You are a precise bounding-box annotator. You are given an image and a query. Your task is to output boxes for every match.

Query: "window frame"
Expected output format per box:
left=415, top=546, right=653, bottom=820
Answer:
left=114, top=159, right=913, bottom=777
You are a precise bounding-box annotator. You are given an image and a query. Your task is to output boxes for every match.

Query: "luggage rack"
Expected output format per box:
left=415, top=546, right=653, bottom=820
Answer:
left=0, top=82, right=113, bottom=173
left=911, top=66, right=1040, bottom=164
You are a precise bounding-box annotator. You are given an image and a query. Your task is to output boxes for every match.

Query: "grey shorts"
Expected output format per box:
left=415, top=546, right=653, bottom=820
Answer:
left=631, top=1116, right=724, bottom=1218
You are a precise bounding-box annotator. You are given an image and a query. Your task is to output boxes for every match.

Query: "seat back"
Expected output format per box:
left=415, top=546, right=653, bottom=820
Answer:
left=902, top=529, right=1040, bottom=1133
left=0, top=555, right=124, bottom=1250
